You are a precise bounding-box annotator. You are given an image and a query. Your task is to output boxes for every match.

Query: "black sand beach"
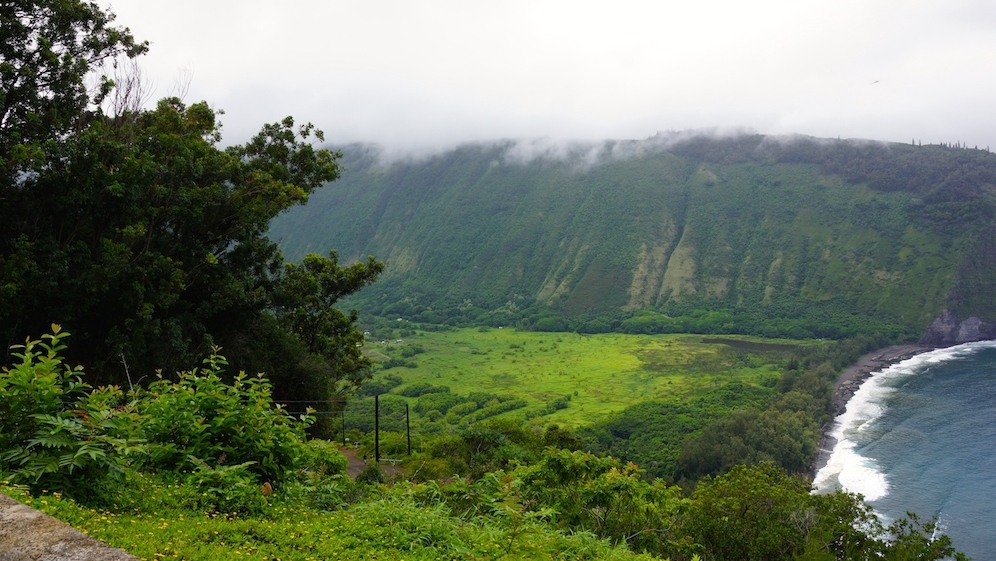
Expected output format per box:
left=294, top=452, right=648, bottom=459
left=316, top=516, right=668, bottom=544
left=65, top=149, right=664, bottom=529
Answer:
left=813, top=344, right=935, bottom=477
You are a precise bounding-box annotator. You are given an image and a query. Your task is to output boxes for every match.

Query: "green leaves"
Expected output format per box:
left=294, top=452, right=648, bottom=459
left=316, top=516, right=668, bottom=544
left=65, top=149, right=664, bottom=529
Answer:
left=0, top=328, right=314, bottom=502
left=230, top=116, right=340, bottom=193
left=677, top=408, right=820, bottom=479
left=0, top=0, right=147, bottom=163
left=434, top=448, right=685, bottom=557
left=678, top=462, right=967, bottom=561
left=0, top=89, right=371, bottom=402
left=0, top=327, right=87, bottom=451
left=135, top=350, right=314, bottom=482
left=274, top=250, right=384, bottom=397
left=0, top=329, right=144, bottom=491
left=2, top=3, right=373, bottom=407
left=184, top=455, right=267, bottom=516
left=681, top=462, right=815, bottom=559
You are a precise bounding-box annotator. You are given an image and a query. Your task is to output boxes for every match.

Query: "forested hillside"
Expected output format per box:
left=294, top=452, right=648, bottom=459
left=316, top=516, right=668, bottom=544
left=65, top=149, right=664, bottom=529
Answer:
left=270, top=135, right=996, bottom=339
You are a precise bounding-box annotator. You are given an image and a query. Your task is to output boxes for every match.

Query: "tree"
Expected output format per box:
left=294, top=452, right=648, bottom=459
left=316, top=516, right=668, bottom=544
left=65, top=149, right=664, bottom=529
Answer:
left=274, top=251, right=384, bottom=398
left=0, top=1, right=380, bottom=409
left=680, top=462, right=967, bottom=561
left=2, top=0, right=145, bottom=354
left=0, top=0, right=147, bottom=169
left=511, top=448, right=684, bottom=555
left=677, top=408, right=819, bottom=479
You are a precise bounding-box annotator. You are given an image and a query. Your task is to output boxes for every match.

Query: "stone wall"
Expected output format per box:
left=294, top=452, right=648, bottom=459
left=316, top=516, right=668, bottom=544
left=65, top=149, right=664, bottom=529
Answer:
left=0, top=493, right=136, bottom=561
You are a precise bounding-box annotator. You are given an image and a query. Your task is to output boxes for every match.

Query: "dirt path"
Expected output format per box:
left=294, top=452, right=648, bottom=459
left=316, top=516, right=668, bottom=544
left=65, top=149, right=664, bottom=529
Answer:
left=339, top=447, right=404, bottom=479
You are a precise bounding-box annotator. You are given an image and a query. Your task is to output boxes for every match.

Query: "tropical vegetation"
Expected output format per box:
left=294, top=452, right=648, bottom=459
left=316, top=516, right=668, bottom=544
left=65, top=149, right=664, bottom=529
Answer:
left=0, top=329, right=966, bottom=560
left=0, top=0, right=382, bottom=411
left=0, top=1, right=978, bottom=559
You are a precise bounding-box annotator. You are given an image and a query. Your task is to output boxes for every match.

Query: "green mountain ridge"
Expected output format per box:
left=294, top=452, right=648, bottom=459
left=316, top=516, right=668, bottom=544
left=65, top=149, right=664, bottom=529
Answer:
left=269, top=134, right=996, bottom=340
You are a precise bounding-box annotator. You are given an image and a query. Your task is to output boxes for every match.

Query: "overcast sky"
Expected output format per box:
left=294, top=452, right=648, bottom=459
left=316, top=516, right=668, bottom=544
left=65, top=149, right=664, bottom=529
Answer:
left=103, top=0, right=996, bottom=151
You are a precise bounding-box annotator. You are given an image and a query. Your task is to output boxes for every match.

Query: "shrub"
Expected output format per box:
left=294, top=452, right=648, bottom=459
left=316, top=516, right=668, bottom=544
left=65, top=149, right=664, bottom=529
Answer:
left=400, top=344, right=426, bottom=358
left=414, top=392, right=465, bottom=415
left=542, top=424, right=585, bottom=450
left=356, top=464, right=385, bottom=485
left=357, top=373, right=404, bottom=397
left=1, top=330, right=321, bottom=498
left=184, top=456, right=268, bottom=516
left=0, top=327, right=89, bottom=452
left=467, top=392, right=503, bottom=408
left=506, top=448, right=684, bottom=555
left=0, top=327, right=145, bottom=494
left=463, top=398, right=528, bottom=424
left=397, top=382, right=450, bottom=397
left=134, top=352, right=314, bottom=481
left=301, top=439, right=349, bottom=476
left=541, top=394, right=571, bottom=415
left=447, top=401, right=479, bottom=417
left=380, top=357, right=417, bottom=369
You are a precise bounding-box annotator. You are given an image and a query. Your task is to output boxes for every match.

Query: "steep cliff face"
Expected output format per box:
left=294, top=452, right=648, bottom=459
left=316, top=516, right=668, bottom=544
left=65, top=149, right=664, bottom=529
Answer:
left=919, top=309, right=996, bottom=345
left=921, top=223, right=996, bottom=344
left=270, top=135, right=996, bottom=338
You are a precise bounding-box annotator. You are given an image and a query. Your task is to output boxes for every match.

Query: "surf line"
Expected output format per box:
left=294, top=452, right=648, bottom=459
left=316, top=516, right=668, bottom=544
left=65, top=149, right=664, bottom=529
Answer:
left=813, top=342, right=995, bottom=499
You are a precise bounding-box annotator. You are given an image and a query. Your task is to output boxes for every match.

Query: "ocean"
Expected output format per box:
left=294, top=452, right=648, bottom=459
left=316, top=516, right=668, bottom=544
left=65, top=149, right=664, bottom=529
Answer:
left=814, top=341, right=996, bottom=560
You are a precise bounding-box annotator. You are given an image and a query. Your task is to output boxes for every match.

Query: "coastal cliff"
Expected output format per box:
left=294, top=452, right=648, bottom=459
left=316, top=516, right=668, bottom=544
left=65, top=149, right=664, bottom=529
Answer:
left=919, top=309, right=996, bottom=346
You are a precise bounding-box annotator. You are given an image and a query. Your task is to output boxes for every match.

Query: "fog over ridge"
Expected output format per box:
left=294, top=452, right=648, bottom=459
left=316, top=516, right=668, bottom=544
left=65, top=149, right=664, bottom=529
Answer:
left=333, top=128, right=921, bottom=172
left=102, top=0, right=996, bottom=155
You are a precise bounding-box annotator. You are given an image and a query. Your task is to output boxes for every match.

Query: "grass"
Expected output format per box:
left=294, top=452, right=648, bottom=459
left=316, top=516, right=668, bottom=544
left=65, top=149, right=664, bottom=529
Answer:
left=363, top=327, right=821, bottom=426
left=2, top=483, right=652, bottom=561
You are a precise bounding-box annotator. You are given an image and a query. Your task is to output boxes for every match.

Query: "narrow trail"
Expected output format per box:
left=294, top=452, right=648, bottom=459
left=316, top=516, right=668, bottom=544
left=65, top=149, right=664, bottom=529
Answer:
left=339, top=446, right=404, bottom=479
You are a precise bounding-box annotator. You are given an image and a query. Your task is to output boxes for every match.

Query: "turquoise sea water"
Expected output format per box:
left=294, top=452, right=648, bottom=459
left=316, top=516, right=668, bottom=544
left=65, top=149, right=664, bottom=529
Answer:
left=814, top=341, right=996, bottom=560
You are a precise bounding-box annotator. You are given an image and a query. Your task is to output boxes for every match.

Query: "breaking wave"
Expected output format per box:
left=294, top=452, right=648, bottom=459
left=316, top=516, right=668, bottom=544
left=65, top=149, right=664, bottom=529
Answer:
left=813, top=341, right=996, bottom=500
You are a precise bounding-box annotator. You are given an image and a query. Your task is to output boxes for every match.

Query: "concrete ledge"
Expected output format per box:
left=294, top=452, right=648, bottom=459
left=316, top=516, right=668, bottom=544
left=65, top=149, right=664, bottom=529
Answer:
left=0, top=493, right=137, bottom=561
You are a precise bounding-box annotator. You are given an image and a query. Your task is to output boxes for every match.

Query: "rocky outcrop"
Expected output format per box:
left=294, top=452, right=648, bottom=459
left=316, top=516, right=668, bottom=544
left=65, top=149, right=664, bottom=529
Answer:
left=0, top=493, right=136, bottom=561
left=919, top=309, right=996, bottom=346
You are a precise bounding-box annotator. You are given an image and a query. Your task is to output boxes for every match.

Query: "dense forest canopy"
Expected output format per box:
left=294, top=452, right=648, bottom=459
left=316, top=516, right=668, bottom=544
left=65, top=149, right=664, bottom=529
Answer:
left=271, top=135, right=996, bottom=341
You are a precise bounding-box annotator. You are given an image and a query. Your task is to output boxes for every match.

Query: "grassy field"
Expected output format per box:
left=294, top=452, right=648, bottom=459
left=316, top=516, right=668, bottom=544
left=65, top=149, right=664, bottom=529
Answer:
left=361, top=326, right=819, bottom=426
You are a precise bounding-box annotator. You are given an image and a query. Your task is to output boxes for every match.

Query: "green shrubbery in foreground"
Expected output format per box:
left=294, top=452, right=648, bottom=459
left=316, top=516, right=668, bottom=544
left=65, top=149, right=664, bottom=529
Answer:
left=0, top=329, right=966, bottom=560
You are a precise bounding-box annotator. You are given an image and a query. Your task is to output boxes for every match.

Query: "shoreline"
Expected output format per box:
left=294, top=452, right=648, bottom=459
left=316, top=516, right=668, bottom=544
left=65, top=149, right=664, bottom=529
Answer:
left=812, top=343, right=936, bottom=478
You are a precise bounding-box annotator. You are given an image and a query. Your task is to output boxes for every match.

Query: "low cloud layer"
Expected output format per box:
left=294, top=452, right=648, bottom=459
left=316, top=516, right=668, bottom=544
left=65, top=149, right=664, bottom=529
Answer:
left=104, top=0, right=996, bottom=151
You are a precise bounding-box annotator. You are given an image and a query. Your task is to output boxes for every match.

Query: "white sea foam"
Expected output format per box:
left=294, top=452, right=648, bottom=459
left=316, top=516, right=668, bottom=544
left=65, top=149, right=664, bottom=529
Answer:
left=813, top=341, right=996, bottom=501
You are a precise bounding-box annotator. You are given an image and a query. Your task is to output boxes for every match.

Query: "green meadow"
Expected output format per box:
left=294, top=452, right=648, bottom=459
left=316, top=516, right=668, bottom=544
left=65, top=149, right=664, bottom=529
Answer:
left=361, top=326, right=819, bottom=426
